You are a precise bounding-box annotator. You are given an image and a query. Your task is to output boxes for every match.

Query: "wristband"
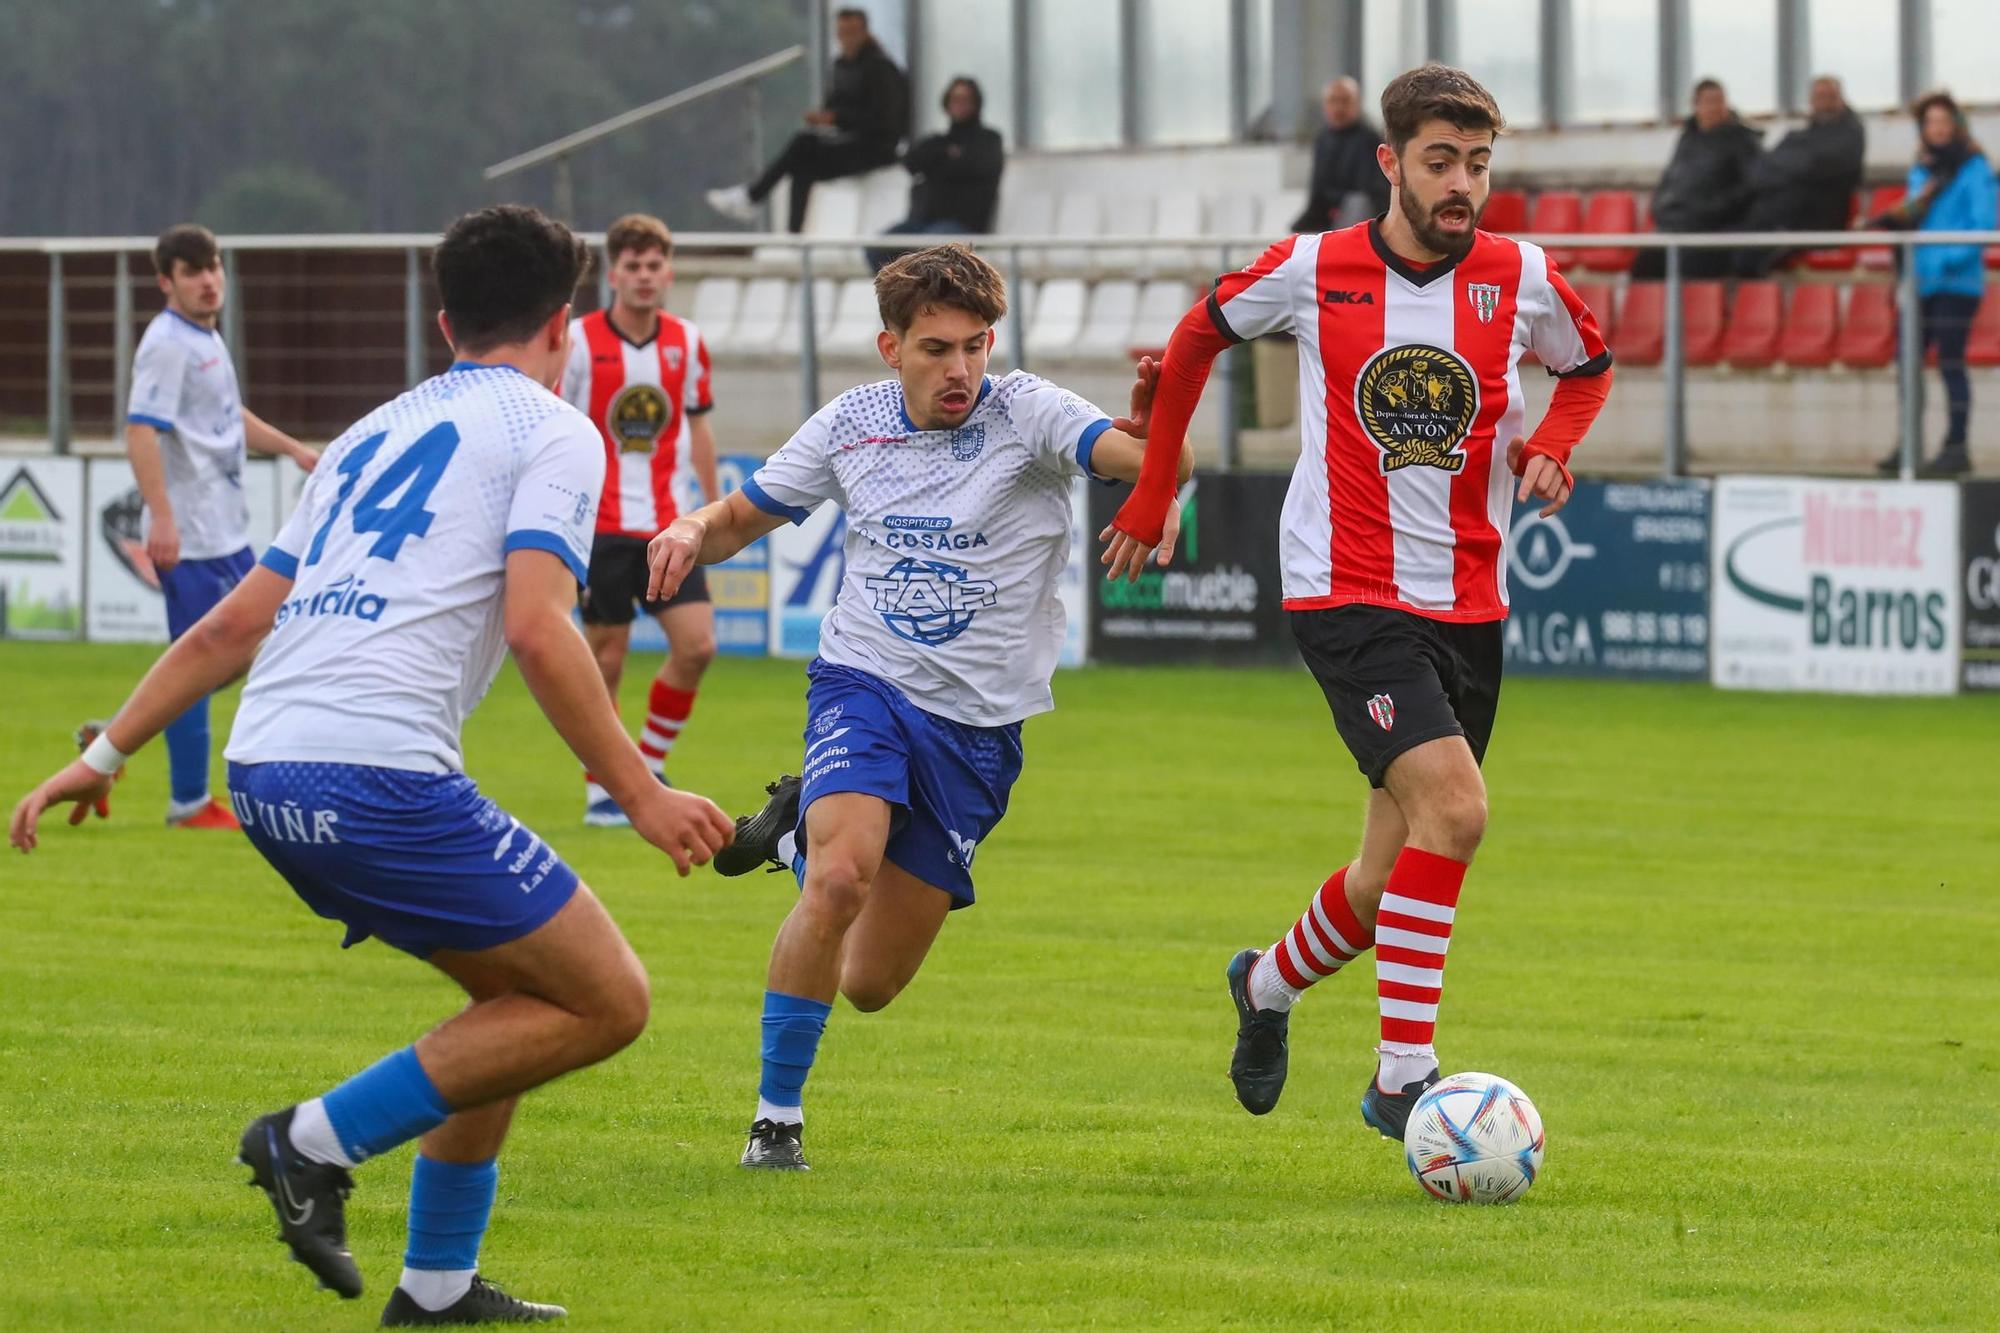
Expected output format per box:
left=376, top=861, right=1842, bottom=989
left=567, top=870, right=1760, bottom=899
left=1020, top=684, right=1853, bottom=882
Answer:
left=81, top=732, right=129, bottom=776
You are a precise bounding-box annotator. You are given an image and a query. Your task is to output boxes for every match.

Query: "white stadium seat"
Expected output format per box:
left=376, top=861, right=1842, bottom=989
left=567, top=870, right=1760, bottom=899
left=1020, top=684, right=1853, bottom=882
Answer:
left=1133, top=280, right=1198, bottom=351
left=1048, top=193, right=1104, bottom=270
left=683, top=277, right=742, bottom=351
left=726, top=276, right=793, bottom=354
left=988, top=279, right=1036, bottom=367
left=1256, top=188, right=1302, bottom=240
left=824, top=277, right=882, bottom=358
left=859, top=168, right=910, bottom=234
left=996, top=189, right=1055, bottom=240
left=1148, top=193, right=1206, bottom=275
left=1023, top=277, right=1085, bottom=359
left=1073, top=280, right=1140, bottom=361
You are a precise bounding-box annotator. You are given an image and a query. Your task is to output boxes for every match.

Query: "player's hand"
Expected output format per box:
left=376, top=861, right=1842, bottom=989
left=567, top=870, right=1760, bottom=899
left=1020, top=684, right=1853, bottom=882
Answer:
left=1507, top=436, right=1572, bottom=518
left=292, top=445, right=320, bottom=474
left=146, top=512, right=181, bottom=574
left=1098, top=498, right=1180, bottom=583
left=626, top=785, right=735, bottom=876
left=9, top=758, right=118, bottom=853
left=645, top=518, right=704, bottom=603
left=1113, top=356, right=1160, bottom=439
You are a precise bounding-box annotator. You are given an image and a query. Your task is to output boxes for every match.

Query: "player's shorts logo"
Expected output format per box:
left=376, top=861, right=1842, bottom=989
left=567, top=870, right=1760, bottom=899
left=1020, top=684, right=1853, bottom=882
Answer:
left=1355, top=343, right=1478, bottom=474
left=863, top=557, right=999, bottom=646
left=950, top=423, right=987, bottom=462
left=607, top=383, right=672, bottom=451
left=1468, top=283, right=1502, bottom=324
left=1367, top=693, right=1396, bottom=731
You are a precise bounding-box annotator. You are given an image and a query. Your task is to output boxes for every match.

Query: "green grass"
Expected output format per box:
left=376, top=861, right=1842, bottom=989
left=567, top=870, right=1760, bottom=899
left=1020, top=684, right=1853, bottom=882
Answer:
left=1, top=644, right=1997, bottom=1330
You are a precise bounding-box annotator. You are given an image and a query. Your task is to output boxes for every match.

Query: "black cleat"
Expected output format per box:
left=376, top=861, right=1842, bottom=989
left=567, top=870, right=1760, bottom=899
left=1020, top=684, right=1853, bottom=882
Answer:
left=1227, top=947, right=1290, bottom=1115
left=1359, top=1066, right=1441, bottom=1141
left=740, top=1117, right=809, bottom=1170
left=380, top=1274, right=567, bottom=1325
left=714, top=774, right=803, bottom=877
left=236, top=1107, right=363, bottom=1299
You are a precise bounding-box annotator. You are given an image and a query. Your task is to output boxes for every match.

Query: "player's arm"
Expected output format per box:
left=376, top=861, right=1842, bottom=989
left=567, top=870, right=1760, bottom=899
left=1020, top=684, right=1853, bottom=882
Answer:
left=124, top=419, right=180, bottom=573
left=242, top=407, right=318, bottom=472
left=8, top=566, right=292, bottom=851
left=504, top=549, right=733, bottom=874
left=645, top=491, right=787, bottom=603
left=1511, top=267, right=1616, bottom=518
left=688, top=411, right=722, bottom=508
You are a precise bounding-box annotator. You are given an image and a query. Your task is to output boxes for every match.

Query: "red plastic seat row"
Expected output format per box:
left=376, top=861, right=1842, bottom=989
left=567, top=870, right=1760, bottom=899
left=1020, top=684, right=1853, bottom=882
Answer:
left=1482, top=190, right=1648, bottom=274
left=1608, top=281, right=1729, bottom=366
left=1604, top=279, right=2000, bottom=371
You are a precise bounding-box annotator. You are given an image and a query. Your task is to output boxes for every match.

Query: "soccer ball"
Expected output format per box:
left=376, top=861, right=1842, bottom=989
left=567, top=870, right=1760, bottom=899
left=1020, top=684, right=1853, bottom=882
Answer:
left=1403, top=1071, right=1545, bottom=1204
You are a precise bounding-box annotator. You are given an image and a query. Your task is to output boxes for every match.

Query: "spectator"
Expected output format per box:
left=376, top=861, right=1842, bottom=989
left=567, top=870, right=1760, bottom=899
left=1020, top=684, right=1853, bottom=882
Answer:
left=1291, top=77, right=1390, bottom=233
left=865, top=77, right=1005, bottom=273
left=1732, top=75, right=1866, bottom=277
left=1872, top=90, right=1996, bottom=477
left=707, top=8, right=909, bottom=232
left=1633, top=78, right=1761, bottom=279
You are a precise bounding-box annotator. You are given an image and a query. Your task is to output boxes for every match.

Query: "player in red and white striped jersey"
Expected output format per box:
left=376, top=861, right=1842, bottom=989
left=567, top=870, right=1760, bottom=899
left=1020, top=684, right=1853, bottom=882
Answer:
left=560, top=214, right=722, bottom=826
left=1105, top=65, right=1613, bottom=1143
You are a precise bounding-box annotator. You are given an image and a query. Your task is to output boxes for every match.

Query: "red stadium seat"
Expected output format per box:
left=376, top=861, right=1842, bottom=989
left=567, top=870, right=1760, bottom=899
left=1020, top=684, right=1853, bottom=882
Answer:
left=1966, top=284, right=2000, bottom=366
left=1610, top=282, right=1663, bottom=366
left=1835, top=281, right=1898, bottom=367
left=1578, top=191, right=1641, bottom=273
left=1858, top=186, right=1905, bottom=272
left=1776, top=284, right=1839, bottom=367
left=1529, top=190, right=1585, bottom=268
left=1482, top=189, right=1529, bottom=234
left=1681, top=280, right=1727, bottom=365
left=1721, top=281, right=1783, bottom=368
left=1802, top=191, right=1862, bottom=271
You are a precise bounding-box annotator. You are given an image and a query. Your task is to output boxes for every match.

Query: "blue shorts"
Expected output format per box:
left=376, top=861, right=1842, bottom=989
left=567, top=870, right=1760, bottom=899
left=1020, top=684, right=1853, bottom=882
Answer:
left=226, top=761, right=579, bottom=959
left=798, top=660, right=1023, bottom=906
left=161, top=547, right=255, bottom=640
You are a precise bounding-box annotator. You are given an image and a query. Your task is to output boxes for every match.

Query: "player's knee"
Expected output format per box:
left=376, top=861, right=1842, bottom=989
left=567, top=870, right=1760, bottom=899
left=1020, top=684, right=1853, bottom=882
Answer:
left=839, top=973, right=902, bottom=1013
left=801, top=860, right=869, bottom=929
left=587, top=960, right=652, bottom=1056
left=668, top=634, right=716, bottom=678
left=1421, top=791, right=1488, bottom=858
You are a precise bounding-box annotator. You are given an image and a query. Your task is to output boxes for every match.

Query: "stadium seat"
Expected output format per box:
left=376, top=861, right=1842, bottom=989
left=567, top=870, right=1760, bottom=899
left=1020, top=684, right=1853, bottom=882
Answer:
left=996, top=189, right=1054, bottom=242
left=1681, top=281, right=1726, bottom=365
left=1775, top=283, right=1839, bottom=367
left=1834, top=281, right=1897, bottom=367
left=822, top=277, right=880, bottom=358
left=1529, top=190, right=1584, bottom=268
left=685, top=277, right=742, bottom=350
left=1047, top=193, right=1105, bottom=270
left=1147, top=193, right=1205, bottom=275
left=1965, top=283, right=2000, bottom=366
left=714, top=277, right=789, bottom=355
left=1207, top=191, right=1259, bottom=243
left=1720, top=280, right=1783, bottom=369
left=1482, top=189, right=1529, bottom=234
left=1577, top=191, right=1640, bottom=273
left=803, top=179, right=865, bottom=239
left=767, top=278, right=837, bottom=355
left=1096, top=194, right=1154, bottom=271
left=988, top=279, right=1036, bottom=366
left=1130, top=280, right=1197, bottom=357
left=1073, top=280, right=1141, bottom=360
left=1610, top=281, right=1663, bottom=366
left=858, top=169, right=908, bottom=235
left=1256, top=189, right=1300, bottom=239
left=1857, top=186, right=1905, bottom=272
left=1023, top=277, right=1086, bottom=358
left=1802, top=191, right=1862, bottom=271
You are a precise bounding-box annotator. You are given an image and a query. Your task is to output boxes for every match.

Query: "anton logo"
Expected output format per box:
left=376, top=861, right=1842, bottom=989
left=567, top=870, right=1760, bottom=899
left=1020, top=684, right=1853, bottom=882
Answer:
left=1323, top=289, right=1376, bottom=305
left=1506, top=512, right=1597, bottom=591
left=864, top=557, right=997, bottom=646
left=1725, top=514, right=1947, bottom=650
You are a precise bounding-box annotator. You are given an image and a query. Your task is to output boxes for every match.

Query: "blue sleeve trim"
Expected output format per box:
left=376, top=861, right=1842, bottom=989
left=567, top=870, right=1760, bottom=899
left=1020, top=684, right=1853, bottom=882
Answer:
left=259, top=547, right=299, bottom=579
left=504, top=529, right=589, bottom=583
left=128, top=412, right=175, bottom=432
left=741, top=476, right=810, bottom=525
left=1075, top=417, right=1118, bottom=485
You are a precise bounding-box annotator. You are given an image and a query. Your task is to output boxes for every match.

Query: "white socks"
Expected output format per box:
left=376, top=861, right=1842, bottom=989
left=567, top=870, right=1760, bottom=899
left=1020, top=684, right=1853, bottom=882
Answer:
left=1248, top=950, right=1303, bottom=1013
left=399, top=1267, right=474, bottom=1312
left=756, top=1096, right=802, bottom=1127
left=288, top=1097, right=357, bottom=1168
left=1376, top=1043, right=1437, bottom=1093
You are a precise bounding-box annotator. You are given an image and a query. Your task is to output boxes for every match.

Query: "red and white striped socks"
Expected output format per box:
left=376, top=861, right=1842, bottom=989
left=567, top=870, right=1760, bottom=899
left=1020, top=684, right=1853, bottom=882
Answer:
left=1373, top=847, right=1467, bottom=1091
left=639, top=680, right=697, bottom=778
left=1247, top=868, right=1376, bottom=1012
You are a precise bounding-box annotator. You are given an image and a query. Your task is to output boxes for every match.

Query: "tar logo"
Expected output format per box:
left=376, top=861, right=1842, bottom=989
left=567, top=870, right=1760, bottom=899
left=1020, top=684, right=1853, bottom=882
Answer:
left=1323, top=290, right=1376, bottom=305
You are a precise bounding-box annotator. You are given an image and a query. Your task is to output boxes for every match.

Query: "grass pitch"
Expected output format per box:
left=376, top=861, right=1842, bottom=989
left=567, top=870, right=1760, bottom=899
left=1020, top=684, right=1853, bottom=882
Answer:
left=0, top=644, right=1995, bottom=1330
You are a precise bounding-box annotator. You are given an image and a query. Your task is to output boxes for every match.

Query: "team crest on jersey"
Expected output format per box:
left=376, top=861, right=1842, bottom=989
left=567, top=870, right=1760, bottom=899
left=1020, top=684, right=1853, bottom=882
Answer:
left=949, top=422, right=987, bottom=463
left=663, top=346, right=684, bottom=371
left=1367, top=693, right=1395, bottom=731
left=607, top=382, right=672, bottom=451
left=863, top=556, right=998, bottom=646
left=1468, top=283, right=1502, bottom=325
left=1355, top=343, right=1478, bottom=473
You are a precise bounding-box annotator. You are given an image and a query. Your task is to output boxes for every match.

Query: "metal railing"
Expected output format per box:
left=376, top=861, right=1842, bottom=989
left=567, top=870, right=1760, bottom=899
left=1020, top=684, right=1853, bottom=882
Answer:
left=7, top=228, right=1997, bottom=478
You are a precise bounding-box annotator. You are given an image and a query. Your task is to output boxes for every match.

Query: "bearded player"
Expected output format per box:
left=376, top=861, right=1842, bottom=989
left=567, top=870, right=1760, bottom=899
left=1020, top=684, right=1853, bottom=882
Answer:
left=1104, top=64, right=1613, bottom=1141
left=561, top=213, right=721, bottom=824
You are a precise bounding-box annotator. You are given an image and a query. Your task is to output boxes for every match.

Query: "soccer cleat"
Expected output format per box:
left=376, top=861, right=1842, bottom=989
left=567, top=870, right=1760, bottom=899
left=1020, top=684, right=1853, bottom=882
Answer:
left=713, top=774, right=802, bottom=877
left=235, top=1107, right=363, bottom=1299
left=1359, top=1066, right=1442, bottom=1142
left=380, top=1274, right=567, bottom=1325
left=583, top=796, right=630, bottom=828
left=169, top=797, right=241, bottom=830
left=740, top=1118, right=809, bottom=1170
left=1226, top=948, right=1290, bottom=1115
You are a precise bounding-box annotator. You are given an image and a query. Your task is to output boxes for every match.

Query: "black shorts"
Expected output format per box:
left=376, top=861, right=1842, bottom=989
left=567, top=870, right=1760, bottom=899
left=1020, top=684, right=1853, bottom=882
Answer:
left=578, top=533, right=709, bottom=626
left=1290, top=605, right=1503, bottom=789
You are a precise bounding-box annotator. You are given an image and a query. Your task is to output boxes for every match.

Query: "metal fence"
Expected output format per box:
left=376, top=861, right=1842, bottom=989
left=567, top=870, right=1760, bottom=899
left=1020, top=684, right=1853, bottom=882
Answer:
left=5, top=228, right=1996, bottom=478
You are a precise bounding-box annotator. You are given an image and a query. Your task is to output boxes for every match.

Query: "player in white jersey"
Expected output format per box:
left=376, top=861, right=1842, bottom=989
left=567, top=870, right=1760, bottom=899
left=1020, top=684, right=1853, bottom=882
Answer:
left=11, top=207, right=733, bottom=1324
left=644, top=245, right=1191, bottom=1170
left=121, top=224, right=318, bottom=829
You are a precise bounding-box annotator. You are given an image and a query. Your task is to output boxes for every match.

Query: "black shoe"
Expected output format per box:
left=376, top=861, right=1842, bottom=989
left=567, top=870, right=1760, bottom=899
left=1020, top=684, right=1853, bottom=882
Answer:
left=1226, top=948, right=1290, bottom=1115
left=714, top=774, right=802, bottom=877
left=236, top=1107, right=363, bottom=1299
left=1922, top=445, right=1971, bottom=478
left=381, top=1275, right=567, bottom=1325
left=1359, top=1066, right=1441, bottom=1142
left=740, top=1117, right=809, bottom=1170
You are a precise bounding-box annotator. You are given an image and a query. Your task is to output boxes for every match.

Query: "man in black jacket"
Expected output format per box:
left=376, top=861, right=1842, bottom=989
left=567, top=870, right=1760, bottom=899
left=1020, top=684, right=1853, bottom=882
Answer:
left=1633, top=79, right=1763, bottom=279
left=708, top=9, right=909, bottom=233
left=865, top=77, right=1004, bottom=273
left=1732, top=76, right=1866, bottom=276
left=1291, top=78, right=1390, bottom=233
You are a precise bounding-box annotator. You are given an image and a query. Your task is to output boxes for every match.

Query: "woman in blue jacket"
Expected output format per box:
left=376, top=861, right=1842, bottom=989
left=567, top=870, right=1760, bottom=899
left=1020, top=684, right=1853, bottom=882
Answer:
left=1873, top=90, right=1996, bottom=476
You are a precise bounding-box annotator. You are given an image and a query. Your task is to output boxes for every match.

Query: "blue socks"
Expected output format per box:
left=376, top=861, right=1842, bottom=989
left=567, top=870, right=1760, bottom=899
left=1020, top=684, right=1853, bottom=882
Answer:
left=404, top=1154, right=498, bottom=1272
left=162, top=694, right=210, bottom=807
left=759, top=991, right=831, bottom=1118
left=321, top=1046, right=453, bottom=1164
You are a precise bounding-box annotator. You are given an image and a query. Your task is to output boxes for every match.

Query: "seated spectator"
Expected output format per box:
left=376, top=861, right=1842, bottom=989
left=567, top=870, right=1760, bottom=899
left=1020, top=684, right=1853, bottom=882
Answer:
left=707, top=8, right=908, bottom=233
left=1291, top=77, right=1390, bottom=233
left=1733, top=75, right=1865, bottom=277
left=865, top=77, right=1004, bottom=274
left=1871, top=89, right=1996, bottom=477
left=1633, top=78, right=1761, bottom=279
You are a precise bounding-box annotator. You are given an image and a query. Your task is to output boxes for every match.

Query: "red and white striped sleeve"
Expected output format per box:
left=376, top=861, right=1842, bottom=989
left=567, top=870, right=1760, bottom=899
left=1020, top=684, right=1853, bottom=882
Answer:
left=1206, top=235, right=1309, bottom=343
left=687, top=324, right=714, bottom=415
left=1527, top=252, right=1611, bottom=377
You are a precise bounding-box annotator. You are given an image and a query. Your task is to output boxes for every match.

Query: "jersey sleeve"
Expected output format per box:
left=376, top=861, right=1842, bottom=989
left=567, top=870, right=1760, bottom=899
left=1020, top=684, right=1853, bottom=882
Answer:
left=557, top=321, right=591, bottom=413
left=126, top=332, right=188, bottom=430
left=1206, top=235, right=1308, bottom=343
left=1008, top=375, right=1116, bottom=482
left=502, top=412, right=604, bottom=583
left=687, top=327, right=715, bottom=416
left=1529, top=256, right=1613, bottom=378
left=259, top=470, right=322, bottom=580
left=740, top=403, right=841, bottom=524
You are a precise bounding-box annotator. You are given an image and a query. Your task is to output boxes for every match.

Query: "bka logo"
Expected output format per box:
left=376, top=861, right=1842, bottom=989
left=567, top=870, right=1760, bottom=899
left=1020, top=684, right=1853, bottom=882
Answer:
left=1323, top=289, right=1376, bottom=305
left=1468, top=283, right=1502, bottom=325
left=950, top=422, right=987, bottom=462
left=607, top=382, right=672, bottom=450
left=864, top=556, right=998, bottom=646
left=1367, top=693, right=1396, bottom=731
left=1355, top=343, right=1478, bottom=473
left=1506, top=511, right=1597, bottom=591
